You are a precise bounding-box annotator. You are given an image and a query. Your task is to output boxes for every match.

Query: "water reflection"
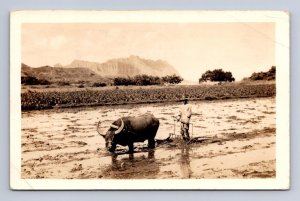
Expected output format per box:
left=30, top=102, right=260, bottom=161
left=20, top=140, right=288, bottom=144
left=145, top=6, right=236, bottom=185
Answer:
left=102, top=150, right=159, bottom=179
left=179, top=145, right=192, bottom=178
left=111, top=149, right=155, bottom=162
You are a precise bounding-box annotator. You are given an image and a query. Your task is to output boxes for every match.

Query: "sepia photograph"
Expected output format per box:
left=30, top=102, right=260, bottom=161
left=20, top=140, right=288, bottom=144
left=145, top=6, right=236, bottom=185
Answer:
left=10, top=11, right=289, bottom=190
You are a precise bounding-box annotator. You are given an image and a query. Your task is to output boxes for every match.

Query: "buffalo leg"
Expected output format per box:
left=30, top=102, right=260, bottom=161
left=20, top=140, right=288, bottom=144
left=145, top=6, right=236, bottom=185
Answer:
left=111, top=153, right=118, bottom=168
left=109, top=143, right=117, bottom=153
left=111, top=152, right=117, bottom=161
left=148, top=150, right=155, bottom=160
left=148, top=138, right=155, bottom=149
left=128, top=143, right=134, bottom=153
left=128, top=143, right=134, bottom=160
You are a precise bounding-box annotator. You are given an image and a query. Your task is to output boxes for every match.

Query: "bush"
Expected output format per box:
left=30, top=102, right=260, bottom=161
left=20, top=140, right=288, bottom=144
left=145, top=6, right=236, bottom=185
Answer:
left=21, top=76, right=51, bottom=85
left=114, top=77, right=132, bottom=86
left=92, top=82, right=107, bottom=87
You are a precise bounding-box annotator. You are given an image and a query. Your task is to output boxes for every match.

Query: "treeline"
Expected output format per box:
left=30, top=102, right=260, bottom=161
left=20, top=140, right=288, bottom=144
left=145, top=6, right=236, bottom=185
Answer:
left=22, top=66, right=276, bottom=87
left=21, top=76, right=108, bottom=87
left=113, top=74, right=183, bottom=86
left=247, top=66, right=276, bottom=81
left=198, top=66, right=276, bottom=83
left=21, top=74, right=183, bottom=87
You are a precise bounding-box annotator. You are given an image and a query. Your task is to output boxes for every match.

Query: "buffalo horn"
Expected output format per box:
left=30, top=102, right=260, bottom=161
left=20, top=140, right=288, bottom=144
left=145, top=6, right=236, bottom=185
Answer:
left=113, top=119, right=124, bottom=134
left=110, top=124, right=119, bottom=129
left=96, top=121, right=105, bottom=137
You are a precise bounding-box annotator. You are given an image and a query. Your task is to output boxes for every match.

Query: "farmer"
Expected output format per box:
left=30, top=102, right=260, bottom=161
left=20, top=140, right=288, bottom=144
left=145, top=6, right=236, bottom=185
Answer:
left=177, top=97, right=192, bottom=141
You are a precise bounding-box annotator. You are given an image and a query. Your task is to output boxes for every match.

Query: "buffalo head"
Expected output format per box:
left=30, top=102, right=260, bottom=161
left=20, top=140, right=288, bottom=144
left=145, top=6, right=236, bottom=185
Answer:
left=97, top=119, right=124, bottom=152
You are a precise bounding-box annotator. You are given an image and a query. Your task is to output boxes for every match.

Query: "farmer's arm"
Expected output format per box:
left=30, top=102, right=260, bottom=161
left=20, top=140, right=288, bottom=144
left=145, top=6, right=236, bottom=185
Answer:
left=176, top=110, right=182, bottom=121
left=187, top=105, right=192, bottom=118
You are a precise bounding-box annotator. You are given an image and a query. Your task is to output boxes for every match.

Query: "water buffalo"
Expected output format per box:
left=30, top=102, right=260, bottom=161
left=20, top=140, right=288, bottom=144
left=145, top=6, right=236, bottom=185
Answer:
left=97, top=113, right=160, bottom=155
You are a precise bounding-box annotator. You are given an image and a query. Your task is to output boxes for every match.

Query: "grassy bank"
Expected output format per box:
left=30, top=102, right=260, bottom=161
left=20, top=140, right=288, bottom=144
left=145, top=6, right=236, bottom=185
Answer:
left=21, top=82, right=276, bottom=110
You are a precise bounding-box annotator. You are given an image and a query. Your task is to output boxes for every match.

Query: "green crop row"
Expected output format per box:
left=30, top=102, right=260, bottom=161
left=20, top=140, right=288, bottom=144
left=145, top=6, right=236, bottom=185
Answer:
left=21, top=83, right=276, bottom=111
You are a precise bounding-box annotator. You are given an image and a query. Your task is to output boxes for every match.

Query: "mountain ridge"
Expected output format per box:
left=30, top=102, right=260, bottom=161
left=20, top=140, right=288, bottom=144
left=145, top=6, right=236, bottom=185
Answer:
left=55, top=55, right=180, bottom=77
left=21, top=63, right=107, bottom=84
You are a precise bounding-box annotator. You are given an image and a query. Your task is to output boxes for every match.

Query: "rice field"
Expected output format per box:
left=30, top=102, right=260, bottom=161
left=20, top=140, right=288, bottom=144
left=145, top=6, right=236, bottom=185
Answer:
left=21, top=96, right=276, bottom=179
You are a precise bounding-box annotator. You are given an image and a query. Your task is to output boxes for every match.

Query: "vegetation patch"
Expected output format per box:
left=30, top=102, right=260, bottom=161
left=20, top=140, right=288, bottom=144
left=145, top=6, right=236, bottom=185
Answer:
left=21, top=82, right=275, bottom=110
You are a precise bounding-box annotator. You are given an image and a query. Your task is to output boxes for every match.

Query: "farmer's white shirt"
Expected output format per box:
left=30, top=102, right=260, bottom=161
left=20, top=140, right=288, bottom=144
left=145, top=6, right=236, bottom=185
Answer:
left=178, top=104, right=192, bottom=124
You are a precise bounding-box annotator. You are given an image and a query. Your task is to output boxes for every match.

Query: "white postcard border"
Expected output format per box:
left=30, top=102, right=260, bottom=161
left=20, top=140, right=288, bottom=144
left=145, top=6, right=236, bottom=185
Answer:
left=10, top=10, right=290, bottom=190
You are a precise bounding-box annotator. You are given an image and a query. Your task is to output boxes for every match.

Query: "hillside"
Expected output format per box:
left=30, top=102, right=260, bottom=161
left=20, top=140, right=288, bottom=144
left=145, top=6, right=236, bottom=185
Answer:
left=57, top=55, right=179, bottom=77
left=21, top=63, right=107, bottom=84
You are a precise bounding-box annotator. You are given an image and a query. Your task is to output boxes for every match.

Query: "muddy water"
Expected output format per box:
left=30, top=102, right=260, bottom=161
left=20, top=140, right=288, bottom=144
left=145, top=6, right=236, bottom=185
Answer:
left=21, top=97, right=276, bottom=179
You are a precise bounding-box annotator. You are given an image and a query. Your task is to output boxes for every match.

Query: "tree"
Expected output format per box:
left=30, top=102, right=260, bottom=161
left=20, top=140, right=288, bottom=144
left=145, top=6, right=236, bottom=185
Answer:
left=199, top=69, right=235, bottom=83
left=224, top=72, right=235, bottom=82
left=162, top=74, right=183, bottom=84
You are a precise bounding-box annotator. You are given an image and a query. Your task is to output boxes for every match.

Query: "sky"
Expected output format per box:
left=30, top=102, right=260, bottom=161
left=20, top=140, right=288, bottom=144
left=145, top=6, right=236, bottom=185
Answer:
left=22, top=23, right=275, bottom=81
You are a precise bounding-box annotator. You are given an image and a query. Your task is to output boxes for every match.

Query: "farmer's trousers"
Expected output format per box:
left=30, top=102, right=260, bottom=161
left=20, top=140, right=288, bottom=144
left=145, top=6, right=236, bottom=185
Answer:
left=180, top=122, right=190, bottom=141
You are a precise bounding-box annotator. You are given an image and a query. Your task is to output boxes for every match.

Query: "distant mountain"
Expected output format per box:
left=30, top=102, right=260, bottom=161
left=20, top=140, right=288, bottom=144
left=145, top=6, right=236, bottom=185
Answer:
left=56, top=55, right=180, bottom=77
left=21, top=63, right=107, bottom=84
